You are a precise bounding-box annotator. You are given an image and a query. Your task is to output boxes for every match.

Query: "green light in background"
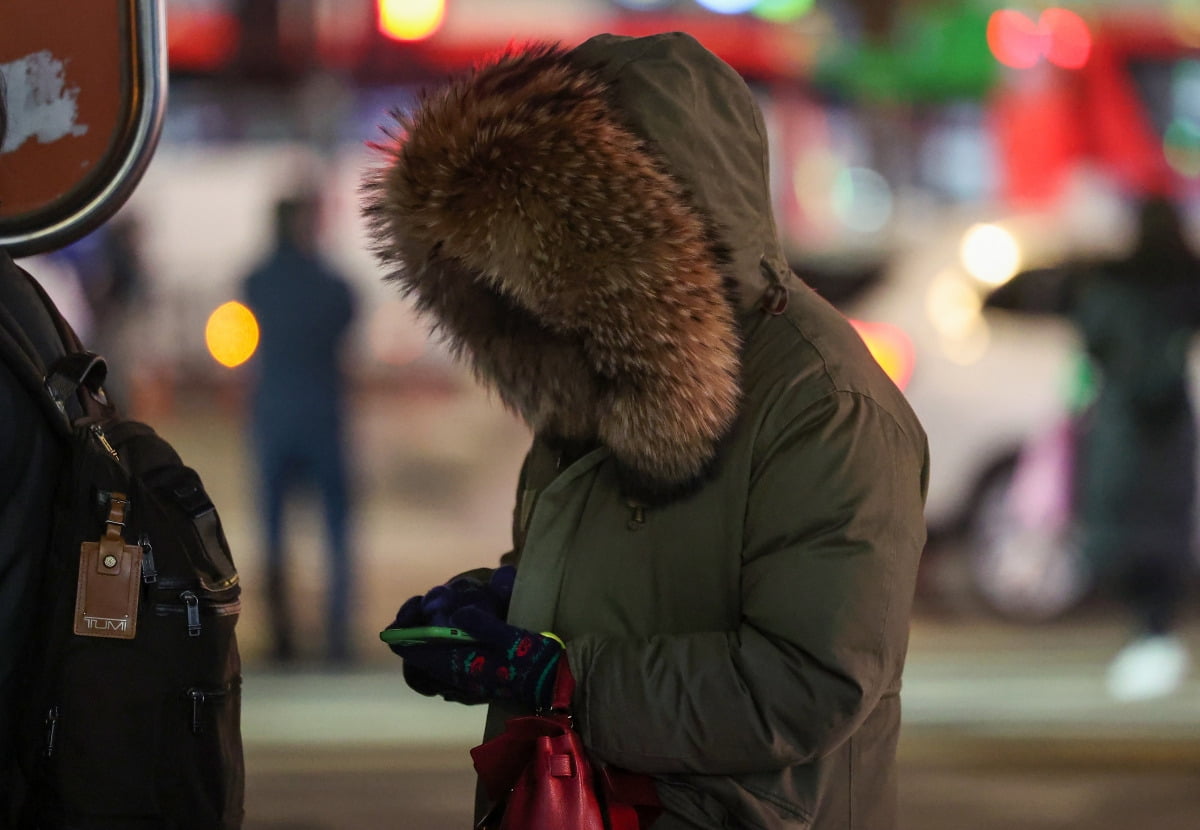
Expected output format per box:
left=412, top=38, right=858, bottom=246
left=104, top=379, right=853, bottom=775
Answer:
left=753, top=0, right=815, bottom=23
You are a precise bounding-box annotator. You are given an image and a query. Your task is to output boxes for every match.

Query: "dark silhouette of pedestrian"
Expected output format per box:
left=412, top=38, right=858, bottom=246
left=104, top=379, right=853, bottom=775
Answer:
left=990, top=196, right=1200, bottom=700
left=242, top=196, right=358, bottom=665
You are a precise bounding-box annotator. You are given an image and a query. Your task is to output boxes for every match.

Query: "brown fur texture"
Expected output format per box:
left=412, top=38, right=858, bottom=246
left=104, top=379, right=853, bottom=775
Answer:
left=363, top=45, right=741, bottom=501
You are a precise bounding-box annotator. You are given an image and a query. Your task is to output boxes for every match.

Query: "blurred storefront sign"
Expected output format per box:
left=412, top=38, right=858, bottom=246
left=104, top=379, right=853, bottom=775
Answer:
left=994, top=9, right=1199, bottom=206
left=161, top=0, right=817, bottom=82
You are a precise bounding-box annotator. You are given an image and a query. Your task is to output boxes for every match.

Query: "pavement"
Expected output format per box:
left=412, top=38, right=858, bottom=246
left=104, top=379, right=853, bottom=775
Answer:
left=237, top=618, right=1200, bottom=829
left=237, top=620, right=1200, bottom=754
left=141, top=386, right=1200, bottom=829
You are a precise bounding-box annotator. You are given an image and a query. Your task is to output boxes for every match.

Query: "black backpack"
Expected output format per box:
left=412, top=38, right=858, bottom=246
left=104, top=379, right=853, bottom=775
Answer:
left=0, top=269, right=244, bottom=829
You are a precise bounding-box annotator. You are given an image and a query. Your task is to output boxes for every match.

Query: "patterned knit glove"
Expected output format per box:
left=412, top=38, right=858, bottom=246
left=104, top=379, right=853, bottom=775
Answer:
left=390, top=566, right=516, bottom=629
left=391, top=606, right=563, bottom=710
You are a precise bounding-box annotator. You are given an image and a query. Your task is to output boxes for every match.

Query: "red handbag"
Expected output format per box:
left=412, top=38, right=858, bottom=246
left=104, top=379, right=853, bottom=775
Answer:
left=470, top=661, right=660, bottom=830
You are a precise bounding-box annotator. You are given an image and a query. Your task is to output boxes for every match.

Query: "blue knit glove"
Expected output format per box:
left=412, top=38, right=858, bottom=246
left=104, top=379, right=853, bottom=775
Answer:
left=389, top=606, right=563, bottom=710
left=390, top=566, right=516, bottom=629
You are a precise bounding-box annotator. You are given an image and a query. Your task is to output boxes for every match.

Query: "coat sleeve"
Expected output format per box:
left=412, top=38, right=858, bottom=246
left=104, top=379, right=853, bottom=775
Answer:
left=566, top=391, right=928, bottom=775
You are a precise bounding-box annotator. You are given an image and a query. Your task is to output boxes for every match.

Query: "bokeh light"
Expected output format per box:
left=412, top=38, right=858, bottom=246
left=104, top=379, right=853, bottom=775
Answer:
left=695, top=0, right=758, bottom=14
left=926, top=269, right=991, bottom=366
left=960, top=223, right=1022, bottom=286
left=988, top=10, right=1043, bottom=69
left=1042, top=9, right=1091, bottom=69
left=377, top=0, right=445, bottom=42
left=850, top=319, right=915, bottom=390
left=987, top=8, right=1091, bottom=70
left=205, top=301, right=260, bottom=368
left=926, top=268, right=984, bottom=340
left=752, top=0, right=816, bottom=23
left=831, top=167, right=894, bottom=234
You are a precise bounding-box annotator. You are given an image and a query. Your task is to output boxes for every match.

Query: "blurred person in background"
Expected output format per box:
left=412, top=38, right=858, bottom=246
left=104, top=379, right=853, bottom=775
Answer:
left=990, top=195, right=1200, bottom=701
left=0, top=80, right=68, bottom=825
left=242, top=195, right=358, bottom=666
left=368, top=34, right=928, bottom=830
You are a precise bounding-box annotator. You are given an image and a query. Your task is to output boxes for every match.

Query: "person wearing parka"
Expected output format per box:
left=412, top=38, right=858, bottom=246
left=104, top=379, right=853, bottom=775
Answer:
left=365, top=33, right=929, bottom=830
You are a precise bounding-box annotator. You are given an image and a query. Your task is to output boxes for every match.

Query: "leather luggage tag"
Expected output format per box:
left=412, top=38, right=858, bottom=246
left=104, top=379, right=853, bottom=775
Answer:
left=74, top=492, right=142, bottom=640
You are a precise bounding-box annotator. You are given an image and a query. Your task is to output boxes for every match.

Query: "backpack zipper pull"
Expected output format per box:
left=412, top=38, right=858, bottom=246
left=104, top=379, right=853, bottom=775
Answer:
left=89, top=424, right=120, bottom=461
left=181, top=591, right=202, bottom=637
left=189, top=688, right=207, bottom=734
left=188, top=687, right=228, bottom=734
left=44, top=706, right=60, bottom=757
left=140, top=534, right=157, bottom=584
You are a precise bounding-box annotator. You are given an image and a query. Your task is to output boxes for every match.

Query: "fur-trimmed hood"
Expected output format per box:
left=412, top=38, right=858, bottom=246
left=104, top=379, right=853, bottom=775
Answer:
left=364, top=33, right=790, bottom=501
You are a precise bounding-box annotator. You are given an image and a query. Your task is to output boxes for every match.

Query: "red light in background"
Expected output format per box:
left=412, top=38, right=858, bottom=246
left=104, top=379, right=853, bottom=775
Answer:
left=988, top=10, right=1044, bottom=69
left=167, top=8, right=240, bottom=71
left=377, top=0, right=446, bottom=42
left=987, top=8, right=1091, bottom=70
left=1043, top=8, right=1092, bottom=69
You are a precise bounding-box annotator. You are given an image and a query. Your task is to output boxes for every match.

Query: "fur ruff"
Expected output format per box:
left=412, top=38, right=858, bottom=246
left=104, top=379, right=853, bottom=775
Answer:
left=363, top=45, right=742, bottom=501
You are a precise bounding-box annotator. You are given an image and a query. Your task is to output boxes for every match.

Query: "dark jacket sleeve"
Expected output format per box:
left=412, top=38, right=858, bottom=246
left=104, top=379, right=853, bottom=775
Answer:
left=567, top=392, right=928, bottom=775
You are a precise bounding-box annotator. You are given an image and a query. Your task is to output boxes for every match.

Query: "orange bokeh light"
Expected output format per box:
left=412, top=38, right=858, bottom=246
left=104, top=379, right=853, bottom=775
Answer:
left=377, top=0, right=446, bottom=42
left=850, top=319, right=915, bottom=391
left=205, top=301, right=259, bottom=369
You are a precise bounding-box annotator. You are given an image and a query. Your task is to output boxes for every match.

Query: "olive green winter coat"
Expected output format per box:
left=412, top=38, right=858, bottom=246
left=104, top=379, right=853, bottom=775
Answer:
left=366, top=32, right=929, bottom=830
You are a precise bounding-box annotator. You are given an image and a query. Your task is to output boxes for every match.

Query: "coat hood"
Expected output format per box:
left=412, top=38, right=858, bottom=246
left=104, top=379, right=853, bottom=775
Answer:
left=363, top=32, right=790, bottom=501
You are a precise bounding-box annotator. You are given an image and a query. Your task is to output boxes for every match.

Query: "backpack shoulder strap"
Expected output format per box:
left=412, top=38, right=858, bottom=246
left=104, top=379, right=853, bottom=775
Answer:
left=0, top=253, right=108, bottom=433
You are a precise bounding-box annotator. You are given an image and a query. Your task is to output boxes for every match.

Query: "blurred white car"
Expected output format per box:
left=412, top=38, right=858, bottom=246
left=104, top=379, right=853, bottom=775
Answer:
left=840, top=183, right=1200, bottom=619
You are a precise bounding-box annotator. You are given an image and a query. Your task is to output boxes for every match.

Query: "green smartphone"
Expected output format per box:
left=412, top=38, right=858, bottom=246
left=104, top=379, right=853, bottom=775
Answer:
left=379, top=626, right=478, bottom=647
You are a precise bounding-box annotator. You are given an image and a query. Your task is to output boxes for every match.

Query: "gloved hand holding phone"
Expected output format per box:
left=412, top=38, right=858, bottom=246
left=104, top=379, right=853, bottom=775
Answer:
left=385, top=606, right=565, bottom=709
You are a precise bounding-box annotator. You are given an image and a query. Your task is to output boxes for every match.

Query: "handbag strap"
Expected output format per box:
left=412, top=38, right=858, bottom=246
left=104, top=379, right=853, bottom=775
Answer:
left=550, top=657, right=576, bottom=713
